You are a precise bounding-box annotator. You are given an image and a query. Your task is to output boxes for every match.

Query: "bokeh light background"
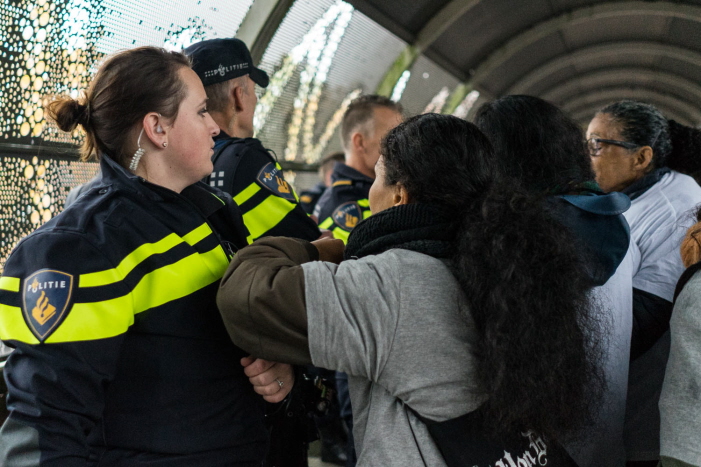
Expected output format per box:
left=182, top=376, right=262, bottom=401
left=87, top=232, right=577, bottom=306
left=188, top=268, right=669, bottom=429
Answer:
left=0, top=0, right=468, bottom=271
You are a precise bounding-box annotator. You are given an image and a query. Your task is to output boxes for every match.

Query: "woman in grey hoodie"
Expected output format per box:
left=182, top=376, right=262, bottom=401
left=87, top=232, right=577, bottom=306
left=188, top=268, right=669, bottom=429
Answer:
left=217, top=114, right=605, bottom=466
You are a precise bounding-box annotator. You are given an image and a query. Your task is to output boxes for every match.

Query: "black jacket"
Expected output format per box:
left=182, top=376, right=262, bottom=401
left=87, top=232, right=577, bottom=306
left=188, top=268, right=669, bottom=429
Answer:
left=0, top=155, right=267, bottom=466
left=313, top=163, right=373, bottom=243
left=207, top=132, right=320, bottom=242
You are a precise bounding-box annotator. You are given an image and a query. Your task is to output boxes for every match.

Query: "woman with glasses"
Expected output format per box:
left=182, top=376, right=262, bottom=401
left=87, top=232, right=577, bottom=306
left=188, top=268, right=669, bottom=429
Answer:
left=587, top=101, right=701, bottom=467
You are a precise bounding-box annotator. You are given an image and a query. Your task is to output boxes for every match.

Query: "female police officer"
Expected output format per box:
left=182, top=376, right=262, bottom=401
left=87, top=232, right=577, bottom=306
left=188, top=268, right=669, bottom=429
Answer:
left=0, top=47, right=292, bottom=466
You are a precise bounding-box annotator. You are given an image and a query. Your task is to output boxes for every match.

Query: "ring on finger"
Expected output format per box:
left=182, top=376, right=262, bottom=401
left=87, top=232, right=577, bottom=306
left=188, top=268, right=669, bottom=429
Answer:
left=275, top=378, right=284, bottom=389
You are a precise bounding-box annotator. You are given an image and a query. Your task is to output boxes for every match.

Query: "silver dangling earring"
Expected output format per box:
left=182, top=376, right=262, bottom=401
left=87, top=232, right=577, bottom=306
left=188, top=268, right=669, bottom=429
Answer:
left=129, top=128, right=146, bottom=172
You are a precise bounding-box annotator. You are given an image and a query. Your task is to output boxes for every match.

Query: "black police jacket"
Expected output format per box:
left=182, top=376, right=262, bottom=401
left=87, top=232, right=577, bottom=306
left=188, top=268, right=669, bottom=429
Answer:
left=207, top=132, right=320, bottom=242
left=0, top=155, right=268, bottom=466
left=313, top=163, right=373, bottom=243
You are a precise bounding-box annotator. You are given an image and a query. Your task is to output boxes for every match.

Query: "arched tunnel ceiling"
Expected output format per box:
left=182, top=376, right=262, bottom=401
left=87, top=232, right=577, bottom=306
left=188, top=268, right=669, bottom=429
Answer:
left=346, top=0, right=701, bottom=125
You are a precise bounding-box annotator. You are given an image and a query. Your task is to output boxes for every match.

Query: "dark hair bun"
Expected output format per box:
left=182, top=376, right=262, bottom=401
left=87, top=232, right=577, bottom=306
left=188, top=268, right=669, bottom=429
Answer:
left=667, top=119, right=701, bottom=177
left=47, top=97, right=89, bottom=132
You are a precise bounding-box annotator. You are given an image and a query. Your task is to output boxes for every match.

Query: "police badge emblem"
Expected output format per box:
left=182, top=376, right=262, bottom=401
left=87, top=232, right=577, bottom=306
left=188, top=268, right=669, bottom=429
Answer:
left=22, top=269, right=74, bottom=342
left=332, top=202, right=362, bottom=231
left=256, top=162, right=296, bottom=202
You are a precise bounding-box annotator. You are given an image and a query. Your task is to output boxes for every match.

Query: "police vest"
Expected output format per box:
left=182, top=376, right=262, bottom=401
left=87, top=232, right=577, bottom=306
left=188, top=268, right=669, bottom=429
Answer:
left=207, top=135, right=320, bottom=243
left=314, top=163, right=373, bottom=243
left=0, top=155, right=267, bottom=465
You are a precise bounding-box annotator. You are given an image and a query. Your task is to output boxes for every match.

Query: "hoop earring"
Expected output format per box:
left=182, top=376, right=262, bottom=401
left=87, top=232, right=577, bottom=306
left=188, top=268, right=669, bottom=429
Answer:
left=129, top=128, right=146, bottom=172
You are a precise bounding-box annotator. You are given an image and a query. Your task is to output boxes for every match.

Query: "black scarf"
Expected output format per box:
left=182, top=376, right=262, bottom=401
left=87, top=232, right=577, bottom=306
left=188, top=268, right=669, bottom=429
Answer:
left=623, top=167, right=671, bottom=200
left=344, top=203, right=458, bottom=260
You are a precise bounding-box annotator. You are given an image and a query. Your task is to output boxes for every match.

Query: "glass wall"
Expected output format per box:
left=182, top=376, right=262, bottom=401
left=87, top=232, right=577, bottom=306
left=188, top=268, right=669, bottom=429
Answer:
left=254, top=0, right=407, bottom=164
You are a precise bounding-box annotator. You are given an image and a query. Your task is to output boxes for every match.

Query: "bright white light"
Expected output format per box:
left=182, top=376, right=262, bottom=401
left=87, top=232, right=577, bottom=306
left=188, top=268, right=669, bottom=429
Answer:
left=423, top=86, right=450, bottom=114
left=453, top=90, right=480, bottom=119
left=391, top=70, right=411, bottom=102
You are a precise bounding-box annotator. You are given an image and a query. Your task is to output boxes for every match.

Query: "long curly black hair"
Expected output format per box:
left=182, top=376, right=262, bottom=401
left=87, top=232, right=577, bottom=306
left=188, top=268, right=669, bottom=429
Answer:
left=381, top=113, right=605, bottom=440
left=474, top=95, right=595, bottom=194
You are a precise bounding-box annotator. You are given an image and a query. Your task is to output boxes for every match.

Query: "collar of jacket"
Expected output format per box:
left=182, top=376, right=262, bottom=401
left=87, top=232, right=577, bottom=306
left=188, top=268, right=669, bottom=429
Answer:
left=623, top=167, right=671, bottom=200
left=214, top=130, right=265, bottom=150
left=331, top=162, right=374, bottom=185
left=99, top=154, right=226, bottom=218
left=547, top=191, right=631, bottom=286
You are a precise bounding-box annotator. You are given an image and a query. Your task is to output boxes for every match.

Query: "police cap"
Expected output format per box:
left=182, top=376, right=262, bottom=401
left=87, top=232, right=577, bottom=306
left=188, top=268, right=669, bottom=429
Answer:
left=185, top=38, right=269, bottom=88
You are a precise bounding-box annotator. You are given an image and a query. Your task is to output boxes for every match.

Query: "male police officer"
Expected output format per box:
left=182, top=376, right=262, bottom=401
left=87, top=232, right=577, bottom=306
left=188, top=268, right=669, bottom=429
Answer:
left=313, top=95, right=403, bottom=242
left=185, top=38, right=320, bottom=244
left=185, top=38, right=324, bottom=467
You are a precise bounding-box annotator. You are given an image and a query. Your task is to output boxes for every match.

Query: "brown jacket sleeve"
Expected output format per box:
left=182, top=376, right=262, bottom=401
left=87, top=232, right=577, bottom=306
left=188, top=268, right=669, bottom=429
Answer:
left=216, top=236, right=319, bottom=365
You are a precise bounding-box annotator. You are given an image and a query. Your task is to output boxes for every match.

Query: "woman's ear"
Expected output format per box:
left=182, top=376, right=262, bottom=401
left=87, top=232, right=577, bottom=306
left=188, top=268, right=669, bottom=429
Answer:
left=634, top=146, right=654, bottom=173
left=141, top=112, right=167, bottom=149
left=393, top=183, right=411, bottom=206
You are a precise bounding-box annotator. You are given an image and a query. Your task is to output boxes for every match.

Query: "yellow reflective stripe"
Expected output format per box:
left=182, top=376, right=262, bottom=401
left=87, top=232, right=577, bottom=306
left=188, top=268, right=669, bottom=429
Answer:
left=47, top=246, right=229, bottom=343
left=243, top=195, right=296, bottom=243
left=130, top=247, right=227, bottom=313
left=47, top=294, right=134, bottom=343
left=0, top=304, right=39, bottom=344
left=80, top=224, right=213, bottom=288
left=332, top=180, right=352, bottom=187
left=357, top=199, right=369, bottom=208
left=181, top=223, right=212, bottom=246
left=319, top=217, right=334, bottom=229
left=332, top=227, right=351, bottom=244
left=363, top=209, right=372, bottom=220
left=210, top=193, right=226, bottom=205
left=234, top=183, right=261, bottom=206
left=0, top=277, right=20, bottom=292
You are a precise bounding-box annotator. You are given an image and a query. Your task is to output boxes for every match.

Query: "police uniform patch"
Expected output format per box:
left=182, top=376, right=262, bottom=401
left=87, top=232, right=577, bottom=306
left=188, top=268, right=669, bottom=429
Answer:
left=256, top=162, right=296, bottom=202
left=332, top=202, right=362, bottom=231
left=22, top=269, right=74, bottom=342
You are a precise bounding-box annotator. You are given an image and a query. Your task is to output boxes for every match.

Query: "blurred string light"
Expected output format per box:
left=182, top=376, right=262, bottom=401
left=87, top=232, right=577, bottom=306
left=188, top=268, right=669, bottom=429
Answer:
left=298, top=4, right=352, bottom=161
left=252, top=1, right=354, bottom=163
left=390, top=70, right=410, bottom=102
left=302, top=87, right=361, bottom=164
left=452, top=90, right=480, bottom=119
left=423, top=86, right=450, bottom=114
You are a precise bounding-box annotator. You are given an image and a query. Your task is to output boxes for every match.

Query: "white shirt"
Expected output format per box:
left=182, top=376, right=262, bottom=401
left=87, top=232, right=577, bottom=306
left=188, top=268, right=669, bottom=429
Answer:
left=624, top=170, right=701, bottom=301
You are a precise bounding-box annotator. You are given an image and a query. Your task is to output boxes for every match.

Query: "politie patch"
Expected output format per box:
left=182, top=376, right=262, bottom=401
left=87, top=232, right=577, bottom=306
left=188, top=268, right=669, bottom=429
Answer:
left=332, top=202, right=362, bottom=231
left=256, top=162, right=296, bottom=202
left=22, top=269, right=74, bottom=342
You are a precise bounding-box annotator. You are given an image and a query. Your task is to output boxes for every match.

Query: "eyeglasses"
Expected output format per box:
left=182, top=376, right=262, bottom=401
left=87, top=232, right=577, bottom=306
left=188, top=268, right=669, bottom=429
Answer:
left=587, top=137, right=639, bottom=156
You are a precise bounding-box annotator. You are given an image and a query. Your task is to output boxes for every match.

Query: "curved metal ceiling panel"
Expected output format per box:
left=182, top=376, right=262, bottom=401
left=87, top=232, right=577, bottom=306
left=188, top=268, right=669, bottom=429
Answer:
left=542, top=68, right=701, bottom=108
left=347, top=0, right=701, bottom=122
left=563, top=87, right=701, bottom=125
left=571, top=103, right=693, bottom=127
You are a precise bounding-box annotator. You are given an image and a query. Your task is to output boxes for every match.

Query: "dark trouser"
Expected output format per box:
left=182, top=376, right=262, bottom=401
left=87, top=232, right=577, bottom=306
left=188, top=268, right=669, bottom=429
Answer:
left=336, top=371, right=357, bottom=467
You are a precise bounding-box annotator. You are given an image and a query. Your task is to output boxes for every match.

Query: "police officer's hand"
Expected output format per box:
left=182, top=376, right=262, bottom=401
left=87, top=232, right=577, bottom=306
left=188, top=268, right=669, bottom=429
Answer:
left=312, top=238, right=344, bottom=264
left=241, top=356, right=294, bottom=403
